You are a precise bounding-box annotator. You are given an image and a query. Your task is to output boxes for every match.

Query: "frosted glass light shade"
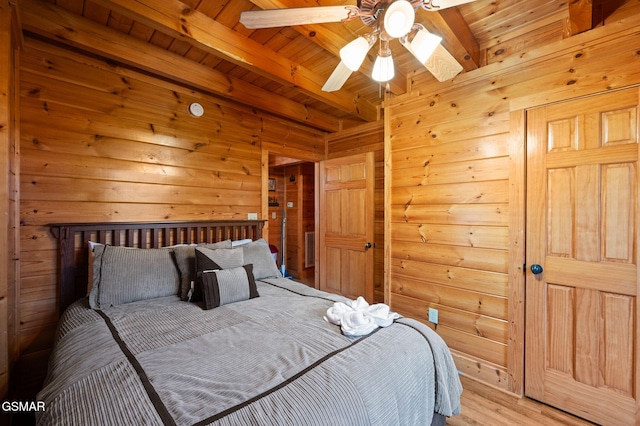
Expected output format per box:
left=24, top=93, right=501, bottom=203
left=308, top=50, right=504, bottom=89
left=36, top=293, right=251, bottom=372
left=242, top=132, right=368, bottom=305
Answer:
left=339, top=37, right=370, bottom=72
left=384, top=0, right=415, bottom=38
left=371, top=54, right=394, bottom=82
left=410, top=29, right=442, bottom=63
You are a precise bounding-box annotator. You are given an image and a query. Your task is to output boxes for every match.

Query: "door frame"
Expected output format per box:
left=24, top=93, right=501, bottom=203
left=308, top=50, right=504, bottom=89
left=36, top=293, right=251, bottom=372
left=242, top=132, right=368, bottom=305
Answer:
left=506, top=109, right=527, bottom=396
left=263, top=149, right=377, bottom=295
left=262, top=149, right=321, bottom=287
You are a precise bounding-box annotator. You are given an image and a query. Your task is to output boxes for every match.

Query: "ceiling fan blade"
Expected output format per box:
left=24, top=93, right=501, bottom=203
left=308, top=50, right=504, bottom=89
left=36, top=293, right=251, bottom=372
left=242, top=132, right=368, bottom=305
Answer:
left=322, top=61, right=352, bottom=92
left=240, top=6, right=357, bottom=29
left=422, top=0, right=477, bottom=11
left=424, top=44, right=463, bottom=81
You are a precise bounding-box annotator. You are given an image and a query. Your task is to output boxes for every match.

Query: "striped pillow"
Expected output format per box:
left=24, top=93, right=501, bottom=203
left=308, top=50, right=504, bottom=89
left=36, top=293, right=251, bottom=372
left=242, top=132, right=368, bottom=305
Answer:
left=201, top=264, right=258, bottom=309
left=240, top=239, right=281, bottom=280
left=89, top=245, right=180, bottom=309
left=193, top=247, right=244, bottom=302
left=173, top=240, right=232, bottom=301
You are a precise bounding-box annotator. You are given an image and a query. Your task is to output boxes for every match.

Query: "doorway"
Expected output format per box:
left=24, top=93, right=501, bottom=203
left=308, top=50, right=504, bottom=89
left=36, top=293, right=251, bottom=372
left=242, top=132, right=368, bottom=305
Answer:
left=268, top=155, right=315, bottom=287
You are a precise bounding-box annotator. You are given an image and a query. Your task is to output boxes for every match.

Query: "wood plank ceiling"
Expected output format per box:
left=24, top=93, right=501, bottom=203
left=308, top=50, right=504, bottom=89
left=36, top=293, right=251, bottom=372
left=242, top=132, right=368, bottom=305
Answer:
left=23, top=0, right=612, bottom=132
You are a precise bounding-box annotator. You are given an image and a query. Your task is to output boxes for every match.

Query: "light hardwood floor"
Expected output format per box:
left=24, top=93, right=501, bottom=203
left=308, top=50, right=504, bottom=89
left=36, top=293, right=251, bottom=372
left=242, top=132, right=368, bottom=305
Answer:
left=449, top=375, right=597, bottom=426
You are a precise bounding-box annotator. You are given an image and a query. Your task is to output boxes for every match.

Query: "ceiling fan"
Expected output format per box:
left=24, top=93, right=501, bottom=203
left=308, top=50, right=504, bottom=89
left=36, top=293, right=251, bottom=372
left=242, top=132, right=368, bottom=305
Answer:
left=240, top=0, right=476, bottom=92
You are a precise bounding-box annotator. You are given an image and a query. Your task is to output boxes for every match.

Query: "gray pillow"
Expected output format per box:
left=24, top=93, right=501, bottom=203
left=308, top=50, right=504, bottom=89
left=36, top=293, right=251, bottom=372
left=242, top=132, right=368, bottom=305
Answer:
left=89, top=245, right=180, bottom=309
left=201, top=264, right=259, bottom=309
left=198, top=240, right=233, bottom=250
left=173, top=240, right=232, bottom=301
left=193, top=247, right=244, bottom=302
left=241, top=239, right=281, bottom=280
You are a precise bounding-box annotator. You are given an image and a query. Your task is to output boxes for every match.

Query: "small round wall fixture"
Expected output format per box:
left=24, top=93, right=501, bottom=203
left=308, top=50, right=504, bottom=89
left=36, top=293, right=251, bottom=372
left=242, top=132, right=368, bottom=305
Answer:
left=189, top=102, right=204, bottom=117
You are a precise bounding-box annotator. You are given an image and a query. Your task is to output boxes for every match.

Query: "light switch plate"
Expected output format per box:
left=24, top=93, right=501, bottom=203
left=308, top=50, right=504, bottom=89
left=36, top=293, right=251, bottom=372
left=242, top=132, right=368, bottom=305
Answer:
left=428, top=308, right=438, bottom=324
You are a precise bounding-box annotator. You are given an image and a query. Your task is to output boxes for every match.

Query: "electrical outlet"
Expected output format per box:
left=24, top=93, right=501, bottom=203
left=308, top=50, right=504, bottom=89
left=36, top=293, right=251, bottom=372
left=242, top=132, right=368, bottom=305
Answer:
left=247, top=213, right=258, bottom=220
left=428, top=308, right=439, bottom=325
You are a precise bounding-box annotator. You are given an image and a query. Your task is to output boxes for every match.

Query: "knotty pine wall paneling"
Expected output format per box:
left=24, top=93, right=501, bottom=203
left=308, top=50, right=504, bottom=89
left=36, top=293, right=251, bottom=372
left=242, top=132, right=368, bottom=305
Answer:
left=386, top=11, right=640, bottom=395
left=17, top=36, right=326, bottom=398
left=1, top=0, right=21, bottom=401
left=326, top=121, right=384, bottom=303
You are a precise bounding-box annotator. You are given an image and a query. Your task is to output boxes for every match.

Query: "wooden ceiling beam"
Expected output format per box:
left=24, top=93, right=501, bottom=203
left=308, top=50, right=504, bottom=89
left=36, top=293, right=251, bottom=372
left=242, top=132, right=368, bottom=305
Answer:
left=565, top=0, right=593, bottom=36
left=417, top=7, right=480, bottom=72
left=247, top=0, right=408, bottom=96
left=20, top=0, right=344, bottom=132
left=91, top=0, right=379, bottom=122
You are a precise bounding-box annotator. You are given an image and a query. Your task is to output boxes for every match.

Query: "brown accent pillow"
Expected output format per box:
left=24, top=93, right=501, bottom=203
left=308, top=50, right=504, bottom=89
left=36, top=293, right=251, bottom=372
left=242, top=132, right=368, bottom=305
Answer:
left=201, top=264, right=258, bottom=310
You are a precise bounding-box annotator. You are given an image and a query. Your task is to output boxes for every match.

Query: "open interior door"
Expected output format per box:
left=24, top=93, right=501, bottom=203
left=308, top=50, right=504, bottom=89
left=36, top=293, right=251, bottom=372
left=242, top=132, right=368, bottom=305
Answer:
left=319, top=152, right=375, bottom=302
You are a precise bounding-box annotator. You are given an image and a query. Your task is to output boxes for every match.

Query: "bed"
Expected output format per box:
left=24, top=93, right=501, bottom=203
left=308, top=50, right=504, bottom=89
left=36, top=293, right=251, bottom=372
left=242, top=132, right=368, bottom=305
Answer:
left=39, top=220, right=462, bottom=425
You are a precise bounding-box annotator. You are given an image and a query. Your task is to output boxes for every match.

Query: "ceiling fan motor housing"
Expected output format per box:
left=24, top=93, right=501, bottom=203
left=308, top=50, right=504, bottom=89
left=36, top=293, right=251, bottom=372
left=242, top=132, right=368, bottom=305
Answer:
left=358, top=0, right=421, bottom=31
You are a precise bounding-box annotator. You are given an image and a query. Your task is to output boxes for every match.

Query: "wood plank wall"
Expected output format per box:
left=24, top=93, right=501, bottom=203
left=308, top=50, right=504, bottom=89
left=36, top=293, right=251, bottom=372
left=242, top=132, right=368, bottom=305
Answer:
left=15, top=36, right=326, bottom=397
left=385, top=7, right=640, bottom=394
left=326, top=121, right=384, bottom=303
left=0, top=0, right=21, bottom=400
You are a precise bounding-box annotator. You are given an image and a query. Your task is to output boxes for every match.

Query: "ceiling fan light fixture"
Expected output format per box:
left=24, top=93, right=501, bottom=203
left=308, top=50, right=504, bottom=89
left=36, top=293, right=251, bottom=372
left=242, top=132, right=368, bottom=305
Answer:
left=340, top=36, right=371, bottom=72
left=371, top=48, right=394, bottom=82
left=383, top=0, right=415, bottom=39
left=410, top=28, right=442, bottom=63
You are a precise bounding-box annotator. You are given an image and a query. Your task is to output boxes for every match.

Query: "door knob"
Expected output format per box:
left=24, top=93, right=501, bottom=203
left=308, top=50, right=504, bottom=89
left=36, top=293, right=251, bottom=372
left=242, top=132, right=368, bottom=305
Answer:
left=364, top=242, right=372, bottom=250
left=530, top=264, right=543, bottom=275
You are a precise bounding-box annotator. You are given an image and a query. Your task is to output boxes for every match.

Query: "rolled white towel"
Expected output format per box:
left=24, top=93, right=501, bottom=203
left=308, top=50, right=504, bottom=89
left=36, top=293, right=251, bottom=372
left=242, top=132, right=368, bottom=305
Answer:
left=324, top=297, right=400, bottom=336
left=340, top=310, right=378, bottom=337
left=368, top=303, right=400, bottom=328
left=349, top=296, right=370, bottom=311
left=324, top=301, right=351, bottom=325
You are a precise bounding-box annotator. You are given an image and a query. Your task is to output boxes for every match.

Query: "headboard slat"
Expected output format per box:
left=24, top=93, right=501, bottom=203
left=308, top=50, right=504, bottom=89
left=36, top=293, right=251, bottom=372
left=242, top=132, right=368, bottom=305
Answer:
left=50, top=220, right=265, bottom=313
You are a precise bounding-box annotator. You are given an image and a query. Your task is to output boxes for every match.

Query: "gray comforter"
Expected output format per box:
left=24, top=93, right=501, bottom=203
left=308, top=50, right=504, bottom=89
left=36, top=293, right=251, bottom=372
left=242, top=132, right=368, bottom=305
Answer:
left=37, top=278, right=462, bottom=425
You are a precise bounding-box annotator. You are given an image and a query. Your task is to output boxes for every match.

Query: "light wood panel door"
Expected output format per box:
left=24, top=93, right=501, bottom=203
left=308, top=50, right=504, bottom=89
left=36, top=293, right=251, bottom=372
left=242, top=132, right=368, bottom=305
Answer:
left=525, top=88, right=639, bottom=425
left=319, top=152, right=374, bottom=302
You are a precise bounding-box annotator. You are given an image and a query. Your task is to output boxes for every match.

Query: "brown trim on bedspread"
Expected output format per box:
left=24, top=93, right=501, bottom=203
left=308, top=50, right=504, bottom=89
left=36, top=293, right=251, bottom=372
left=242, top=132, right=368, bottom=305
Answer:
left=97, top=295, right=384, bottom=426
left=259, top=280, right=448, bottom=419
left=192, top=327, right=383, bottom=426
left=56, top=283, right=452, bottom=425
left=260, top=279, right=343, bottom=304
left=96, top=310, right=177, bottom=426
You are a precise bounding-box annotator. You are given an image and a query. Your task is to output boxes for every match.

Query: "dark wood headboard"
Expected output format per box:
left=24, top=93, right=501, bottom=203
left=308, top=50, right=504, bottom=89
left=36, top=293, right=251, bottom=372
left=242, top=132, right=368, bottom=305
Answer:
left=50, top=220, right=265, bottom=313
